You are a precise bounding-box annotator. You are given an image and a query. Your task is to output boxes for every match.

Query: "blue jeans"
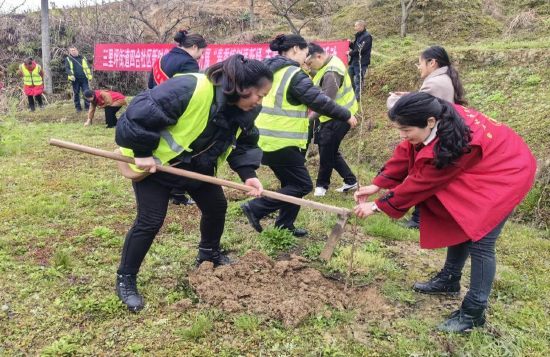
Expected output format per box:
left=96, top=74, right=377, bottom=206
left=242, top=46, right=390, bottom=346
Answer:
left=441, top=216, right=509, bottom=308
left=348, top=64, right=367, bottom=100
left=72, top=79, right=89, bottom=111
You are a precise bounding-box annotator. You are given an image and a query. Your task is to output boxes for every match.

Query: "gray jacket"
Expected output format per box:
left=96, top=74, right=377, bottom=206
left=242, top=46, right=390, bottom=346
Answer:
left=387, top=66, right=455, bottom=109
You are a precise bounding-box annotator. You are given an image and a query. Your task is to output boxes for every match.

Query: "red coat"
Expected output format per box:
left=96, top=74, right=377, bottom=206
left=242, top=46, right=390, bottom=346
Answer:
left=373, top=105, right=537, bottom=249
left=94, top=90, right=126, bottom=107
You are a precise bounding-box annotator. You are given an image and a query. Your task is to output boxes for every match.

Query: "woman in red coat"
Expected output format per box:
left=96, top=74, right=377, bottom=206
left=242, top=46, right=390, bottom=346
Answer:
left=354, top=92, right=537, bottom=333
left=17, top=57, right=45, bottom=112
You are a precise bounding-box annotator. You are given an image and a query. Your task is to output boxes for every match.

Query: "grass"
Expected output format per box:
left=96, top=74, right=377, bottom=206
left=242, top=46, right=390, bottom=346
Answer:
left=1, top=29, right=550, bottom=356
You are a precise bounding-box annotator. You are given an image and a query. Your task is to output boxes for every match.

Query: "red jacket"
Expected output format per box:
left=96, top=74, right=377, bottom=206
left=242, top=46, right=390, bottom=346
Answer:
left=373, top=105, right=537, bottom=249
left=94, top=90, right=126, bottom=107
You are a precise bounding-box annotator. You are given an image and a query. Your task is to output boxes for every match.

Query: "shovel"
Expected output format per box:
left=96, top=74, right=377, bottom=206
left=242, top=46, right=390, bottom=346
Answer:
left=49, top=138, right=350, bottom=260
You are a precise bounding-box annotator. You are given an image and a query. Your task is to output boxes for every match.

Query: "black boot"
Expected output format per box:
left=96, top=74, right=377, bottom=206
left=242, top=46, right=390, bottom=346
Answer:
left=195, top=247, right=236, bottom=268
left=436, top=303, right=486, bottom=333
left=115, top=274, right=144, bottom=312
left=241, top=202, right=263, bottom=233
left=413, top=271, right=461, bottom=295
left=29, top=105, right=35, bottom=112
left=172, top=193, right=195, bottom=206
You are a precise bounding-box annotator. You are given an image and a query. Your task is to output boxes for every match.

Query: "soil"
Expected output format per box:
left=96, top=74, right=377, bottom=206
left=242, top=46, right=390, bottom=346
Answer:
left=188, top=249, right=390, bottom=327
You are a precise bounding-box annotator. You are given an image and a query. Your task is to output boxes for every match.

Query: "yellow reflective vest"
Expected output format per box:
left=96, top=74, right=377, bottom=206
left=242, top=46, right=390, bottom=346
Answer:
left=66, top=57, right=93, bottom=81
left=312, top=56, right=358, bottom=123
left=120, top=73, right=240, bottom=173
left=256, top=66, right=309, bottom=152
left=20, top=64, right=43, bottom=86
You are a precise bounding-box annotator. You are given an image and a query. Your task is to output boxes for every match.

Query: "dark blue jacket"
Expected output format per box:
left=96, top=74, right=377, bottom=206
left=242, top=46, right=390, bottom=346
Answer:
left=348, top=30, right=372, bottom=67
left=117, top=75, right=262, bottom=188
left=147, top=46, right=199, bottom=89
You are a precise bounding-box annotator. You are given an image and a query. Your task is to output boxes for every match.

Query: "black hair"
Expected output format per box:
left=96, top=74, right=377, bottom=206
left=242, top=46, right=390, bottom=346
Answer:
left=389, top=92, right=472, bottom=170
left=24, top=57, right=33, bottom=65
left=420, top=46, right=467, bottom=106
left=307, top=43, right=325, bottom=56
left=173, top=30, right=207, bottom=49
left=206, top=54, right=273, bottom=103
left=83, top=89, right=97, bottom=105
left=269, top=34, right=308, bottom=55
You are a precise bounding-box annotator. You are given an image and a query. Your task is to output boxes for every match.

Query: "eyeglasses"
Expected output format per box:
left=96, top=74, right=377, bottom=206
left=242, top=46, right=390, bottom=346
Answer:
left=305, top=53, right=311, bottom=61
left=415, top=58, right=433, bottom=67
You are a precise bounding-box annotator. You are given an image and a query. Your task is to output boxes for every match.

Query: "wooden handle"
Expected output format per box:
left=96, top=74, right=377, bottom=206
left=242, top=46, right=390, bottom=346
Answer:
left=49, top=139, right=351, bottom=216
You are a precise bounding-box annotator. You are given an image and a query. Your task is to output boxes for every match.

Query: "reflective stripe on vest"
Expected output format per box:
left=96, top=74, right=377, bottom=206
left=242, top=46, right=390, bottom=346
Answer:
left=20, top=64, right=43, bottom=86
left=120, top=73, right=214, bottom=172
left=256, top=66, right=309, bottom=152
left=67, top=57, right=93, bottom=81
left=312, top=56, right=358, bottom=123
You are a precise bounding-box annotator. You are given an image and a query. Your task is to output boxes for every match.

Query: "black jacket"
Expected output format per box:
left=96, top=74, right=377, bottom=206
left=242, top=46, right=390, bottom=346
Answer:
left=349, top=30, right=372, bottom=67
left=147, top=47, right=199, bottom=89
left=116, top=75, right=262, bottom=189
left=65, top=55, right=88, bottom=80
left=261, top=55, right=352, bottom=166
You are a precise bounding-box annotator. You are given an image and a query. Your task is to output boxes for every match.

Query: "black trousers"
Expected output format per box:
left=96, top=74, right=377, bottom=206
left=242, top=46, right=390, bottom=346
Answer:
left=316, top=120, right=357, bottom=189
left=411, top=206, right=420, bottom=223
left=105, top=106, right=122, bottom=128
left=442, top=216, right=509, bottom=308
left=27, top=95, right=43, bottom=108
left=117, top=177, right=227, bottom=275
left=71, top=79, right=89, bottom=111
left=246, top=164, right=313, bottom=230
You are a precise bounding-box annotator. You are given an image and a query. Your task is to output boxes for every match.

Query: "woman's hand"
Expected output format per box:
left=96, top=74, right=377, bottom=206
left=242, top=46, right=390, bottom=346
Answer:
left=347, top=116, right=358, bottom=128
left=245, top=178, right=263, bottom=197
left=354, top=202, right=377, bottom=219
left=134, top=157, right=157, bottom=173
left=391, top=91, right=410, bottom=97
left=354, top=184, right=381, bottom=203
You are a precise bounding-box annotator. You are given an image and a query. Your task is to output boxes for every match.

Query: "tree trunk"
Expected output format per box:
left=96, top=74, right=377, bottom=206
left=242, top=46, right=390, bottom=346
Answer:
left=250, top=0, right=254, bottom=30
left=41, top=0, right=53, bottom=95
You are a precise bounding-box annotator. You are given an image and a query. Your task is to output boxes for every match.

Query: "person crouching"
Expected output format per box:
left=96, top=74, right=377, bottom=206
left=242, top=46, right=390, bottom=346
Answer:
left=83, top=89, right=127, bottom=128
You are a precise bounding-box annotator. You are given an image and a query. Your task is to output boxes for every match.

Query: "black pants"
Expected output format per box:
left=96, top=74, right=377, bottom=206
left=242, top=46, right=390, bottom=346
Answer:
left=411, top=206, right=420, bottom=223
left=71, top=79, right=89, bottom=111
left=316, top=120, right=356, bottom=189
left=105, top=106, right=122, bottom=128
left=117, top=177, right=227, bottom=275
left=27, top=95, right=43, bottom=109
left=246, top=164, right=313, bottom=230
left=441, top=216, right=509, bottom=308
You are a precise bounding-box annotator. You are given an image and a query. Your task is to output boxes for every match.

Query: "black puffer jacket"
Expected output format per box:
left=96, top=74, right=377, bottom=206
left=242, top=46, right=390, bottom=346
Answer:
left=261, top=55, right=352, bottom=166
left=116, top=75, right=262, bottom=189
left=147, top=47, right=199, bottom=89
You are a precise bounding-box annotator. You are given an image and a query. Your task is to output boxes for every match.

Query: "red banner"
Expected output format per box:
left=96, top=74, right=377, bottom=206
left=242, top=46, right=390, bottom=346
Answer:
left=94, top=41, right=349, bottom=71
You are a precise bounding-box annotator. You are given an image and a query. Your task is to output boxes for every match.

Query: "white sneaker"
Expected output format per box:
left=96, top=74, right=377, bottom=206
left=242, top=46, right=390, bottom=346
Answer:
left=335, top=183, right=358, bottom=193
left=314, top=187, right=327, bottom=197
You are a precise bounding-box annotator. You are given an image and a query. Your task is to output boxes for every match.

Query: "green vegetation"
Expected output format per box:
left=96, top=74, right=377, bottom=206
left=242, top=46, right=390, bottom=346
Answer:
left=0, top=0, right=549, bottom=355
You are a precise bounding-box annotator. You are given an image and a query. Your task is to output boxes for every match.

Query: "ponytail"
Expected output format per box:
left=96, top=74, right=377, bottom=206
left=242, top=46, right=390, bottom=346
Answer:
left=388, top=92, right=472, bottom=170
left=421, top=46, right=467, bottom=106
left=269, top=34, right=308, bottom=55
left=173, top=30, right=207, bottom=49
left=206, top=54, right=273, bottom=103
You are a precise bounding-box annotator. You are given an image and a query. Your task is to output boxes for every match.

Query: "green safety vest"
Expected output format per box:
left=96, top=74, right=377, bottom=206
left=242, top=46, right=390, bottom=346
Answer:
left=312, top=56, right=358, bottom=123
left=256, top=66, right=309, bottom=152
left=120, top=73, right=240, bottom=174
left=67, top=57, right=93, bottom=81
left=20, top=64, right=43, bottom=86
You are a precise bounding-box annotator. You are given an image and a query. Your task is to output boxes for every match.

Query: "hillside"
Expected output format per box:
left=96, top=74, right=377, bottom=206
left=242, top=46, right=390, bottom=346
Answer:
left=0, top=0, right=549, bottom=355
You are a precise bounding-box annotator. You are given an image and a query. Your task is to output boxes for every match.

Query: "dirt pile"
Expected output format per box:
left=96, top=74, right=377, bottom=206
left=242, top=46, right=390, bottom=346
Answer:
left=189, top=250, right=361, bottom=327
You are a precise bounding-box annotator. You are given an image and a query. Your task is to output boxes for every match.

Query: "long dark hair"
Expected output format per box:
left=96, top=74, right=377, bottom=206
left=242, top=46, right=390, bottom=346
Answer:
left=206, top=54, right=273, bottom=103
left=174, top=30, right=207, bottom=49
left=269, top=34, right=308, bottom=55
left=389, top=92, right=472, bottom=170
left=420, top=46, right=467, bottom=106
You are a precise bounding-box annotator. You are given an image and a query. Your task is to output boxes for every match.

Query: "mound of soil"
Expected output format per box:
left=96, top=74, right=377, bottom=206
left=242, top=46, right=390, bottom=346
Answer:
left=189, top=250, right=360, bottom=327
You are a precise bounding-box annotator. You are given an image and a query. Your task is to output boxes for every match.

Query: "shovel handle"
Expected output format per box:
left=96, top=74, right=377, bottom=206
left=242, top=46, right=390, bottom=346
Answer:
left=49, top=139, right=351, bottom=217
